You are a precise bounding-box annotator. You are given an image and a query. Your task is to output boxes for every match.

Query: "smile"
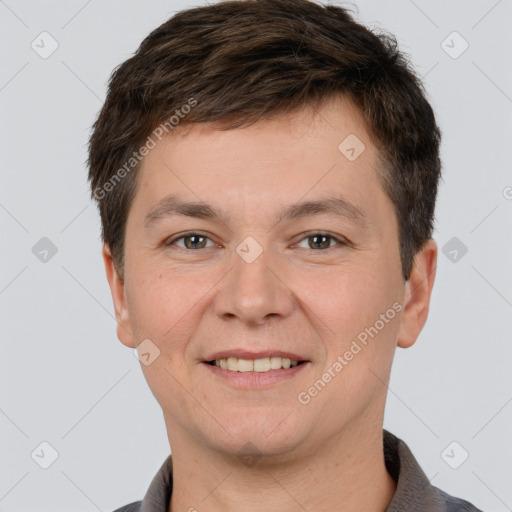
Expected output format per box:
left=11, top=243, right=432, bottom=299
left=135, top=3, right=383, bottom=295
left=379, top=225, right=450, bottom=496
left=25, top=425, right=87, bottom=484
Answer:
left=206, top=356, right=304, bottom=372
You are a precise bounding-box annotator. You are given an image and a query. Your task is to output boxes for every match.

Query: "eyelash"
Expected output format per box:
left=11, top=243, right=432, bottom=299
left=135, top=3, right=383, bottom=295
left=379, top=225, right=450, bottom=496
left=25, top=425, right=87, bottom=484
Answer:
left=164, top=231, right=349, bottom=252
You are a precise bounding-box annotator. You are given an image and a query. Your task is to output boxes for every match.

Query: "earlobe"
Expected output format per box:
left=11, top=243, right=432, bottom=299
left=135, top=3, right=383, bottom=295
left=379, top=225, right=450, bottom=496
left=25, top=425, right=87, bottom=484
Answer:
left=101, top=244, right=136, bottom=348
left=396, top=239, right=438, bottom=349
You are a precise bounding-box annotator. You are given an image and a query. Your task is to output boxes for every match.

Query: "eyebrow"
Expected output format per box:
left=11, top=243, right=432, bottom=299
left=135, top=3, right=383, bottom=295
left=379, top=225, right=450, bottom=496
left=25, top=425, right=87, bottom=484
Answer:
left=144, top=194, right=369, bottom=230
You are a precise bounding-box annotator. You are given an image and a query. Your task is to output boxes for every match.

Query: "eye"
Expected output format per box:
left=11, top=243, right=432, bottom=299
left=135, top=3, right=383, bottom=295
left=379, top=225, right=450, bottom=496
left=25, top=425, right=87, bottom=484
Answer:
left=165, top=232, right=216, bottom=250
left=294, top=232, right=347, bottom=250
left=165, top=231, right=348, bottom=252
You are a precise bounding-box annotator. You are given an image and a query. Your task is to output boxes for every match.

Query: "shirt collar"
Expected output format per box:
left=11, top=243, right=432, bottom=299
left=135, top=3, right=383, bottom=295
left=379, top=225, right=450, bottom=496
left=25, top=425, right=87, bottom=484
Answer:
left=383, top=429, right=444, bottom=511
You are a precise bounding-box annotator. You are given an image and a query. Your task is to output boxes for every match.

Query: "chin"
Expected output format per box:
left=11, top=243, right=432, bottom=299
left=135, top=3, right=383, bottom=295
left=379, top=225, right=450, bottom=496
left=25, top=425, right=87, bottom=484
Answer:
left=204, top=414, right=312, bottom=462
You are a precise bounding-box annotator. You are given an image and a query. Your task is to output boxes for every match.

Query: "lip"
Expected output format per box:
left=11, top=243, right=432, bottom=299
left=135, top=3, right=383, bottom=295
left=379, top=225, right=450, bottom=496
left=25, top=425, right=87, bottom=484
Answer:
left=202, top=350, right=308, bottom=362
left=202, top=360, right=311, bottom=389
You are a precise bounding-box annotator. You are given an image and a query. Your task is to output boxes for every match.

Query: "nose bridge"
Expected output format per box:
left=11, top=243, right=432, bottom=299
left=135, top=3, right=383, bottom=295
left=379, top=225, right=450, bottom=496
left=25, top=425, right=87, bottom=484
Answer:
left=214, top=242, right=293, bottom=325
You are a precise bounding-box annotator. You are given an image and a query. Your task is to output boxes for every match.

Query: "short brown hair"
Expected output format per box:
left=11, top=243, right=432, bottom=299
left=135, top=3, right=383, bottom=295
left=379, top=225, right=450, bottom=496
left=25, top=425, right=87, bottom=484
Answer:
left=88, top=0, right=442, bottom=282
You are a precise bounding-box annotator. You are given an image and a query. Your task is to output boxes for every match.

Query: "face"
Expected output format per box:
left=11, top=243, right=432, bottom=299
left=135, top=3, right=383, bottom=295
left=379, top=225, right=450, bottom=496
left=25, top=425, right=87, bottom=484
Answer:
left=104, top=95, right=437, bottom=461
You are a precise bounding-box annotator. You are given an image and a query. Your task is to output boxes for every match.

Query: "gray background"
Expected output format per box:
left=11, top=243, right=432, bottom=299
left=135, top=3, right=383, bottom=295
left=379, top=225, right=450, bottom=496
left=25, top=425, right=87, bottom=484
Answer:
left=1, top=0, right=511, bottom=511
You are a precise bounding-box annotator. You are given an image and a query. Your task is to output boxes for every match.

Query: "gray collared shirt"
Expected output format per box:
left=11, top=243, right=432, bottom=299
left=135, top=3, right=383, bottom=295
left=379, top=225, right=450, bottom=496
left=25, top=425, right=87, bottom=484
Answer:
left=113, top=430, right=483, bottom=512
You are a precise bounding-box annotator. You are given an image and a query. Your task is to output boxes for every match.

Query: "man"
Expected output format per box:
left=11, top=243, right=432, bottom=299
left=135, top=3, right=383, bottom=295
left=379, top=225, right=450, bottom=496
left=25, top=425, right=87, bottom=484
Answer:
left=87, top=0, right=483, bottom=510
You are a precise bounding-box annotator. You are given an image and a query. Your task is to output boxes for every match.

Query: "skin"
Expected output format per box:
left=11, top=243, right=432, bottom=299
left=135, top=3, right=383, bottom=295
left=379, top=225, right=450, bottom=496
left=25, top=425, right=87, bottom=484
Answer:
left=103, top=95, right=437, bottom=512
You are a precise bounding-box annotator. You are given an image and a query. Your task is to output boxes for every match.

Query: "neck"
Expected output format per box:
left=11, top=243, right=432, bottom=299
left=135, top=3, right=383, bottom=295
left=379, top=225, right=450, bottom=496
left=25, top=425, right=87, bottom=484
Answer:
left=167, top=424, right=396, bottom=512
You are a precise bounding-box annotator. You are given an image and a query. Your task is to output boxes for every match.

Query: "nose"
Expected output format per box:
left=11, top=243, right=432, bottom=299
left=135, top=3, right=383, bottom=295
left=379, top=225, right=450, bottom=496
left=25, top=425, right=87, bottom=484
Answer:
left=213, top=243, right=295, bottom=327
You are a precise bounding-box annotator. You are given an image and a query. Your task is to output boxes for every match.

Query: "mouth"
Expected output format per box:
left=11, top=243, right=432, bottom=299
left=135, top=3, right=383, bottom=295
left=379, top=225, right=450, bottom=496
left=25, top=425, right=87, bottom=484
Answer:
left=202, top=356, right=310, bottom=389
left=200, top=350, right=311, bottom=388
left=204, top=357, right=308, bottom=373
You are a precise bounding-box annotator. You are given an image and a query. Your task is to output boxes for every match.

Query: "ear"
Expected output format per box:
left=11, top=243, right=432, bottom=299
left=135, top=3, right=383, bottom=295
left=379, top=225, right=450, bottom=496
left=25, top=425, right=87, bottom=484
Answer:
left=397, top=239, right=438, bottom=349
left=102, top=244, right=136, bottom=348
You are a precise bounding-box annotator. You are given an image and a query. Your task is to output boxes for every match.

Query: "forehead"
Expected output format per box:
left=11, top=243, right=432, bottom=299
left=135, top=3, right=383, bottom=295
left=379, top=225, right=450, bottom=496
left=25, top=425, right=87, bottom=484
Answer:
left=129, top=96, right=393, bottom=234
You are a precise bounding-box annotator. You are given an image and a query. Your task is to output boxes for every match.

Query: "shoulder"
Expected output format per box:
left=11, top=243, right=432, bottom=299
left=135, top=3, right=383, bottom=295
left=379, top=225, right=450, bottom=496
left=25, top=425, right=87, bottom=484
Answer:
left=383, top=430, right=484, bottom=512
left=112, top=500, right=142, bottom=512
left=434, top=486, right=484, bottom=511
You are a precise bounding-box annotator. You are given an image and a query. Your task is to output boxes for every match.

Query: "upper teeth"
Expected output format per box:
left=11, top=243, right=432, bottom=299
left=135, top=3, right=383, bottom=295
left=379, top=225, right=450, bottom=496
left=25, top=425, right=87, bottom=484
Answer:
left=213, top=357, right=299, bottom=372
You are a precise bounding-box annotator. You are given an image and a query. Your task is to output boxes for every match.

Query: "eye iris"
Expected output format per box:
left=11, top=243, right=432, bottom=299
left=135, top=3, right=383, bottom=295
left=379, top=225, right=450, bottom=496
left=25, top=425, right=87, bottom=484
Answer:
left=309, top=235, right=331, bottom=250
left=185, top=234, right=207, bottom=249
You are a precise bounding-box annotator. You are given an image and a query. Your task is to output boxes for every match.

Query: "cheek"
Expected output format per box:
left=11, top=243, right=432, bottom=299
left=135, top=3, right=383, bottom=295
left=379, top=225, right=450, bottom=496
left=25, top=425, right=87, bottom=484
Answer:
left=125, top=268, right=188, bottom=344
left=299, top=267, right=399, bottom=427
left=310, top=264, right=401, bottom=404
left=127, top=271, right=200, bottom=413
left=332, top=267, right=400, bottom=371
left=295, top=261, right=399, bottom=341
